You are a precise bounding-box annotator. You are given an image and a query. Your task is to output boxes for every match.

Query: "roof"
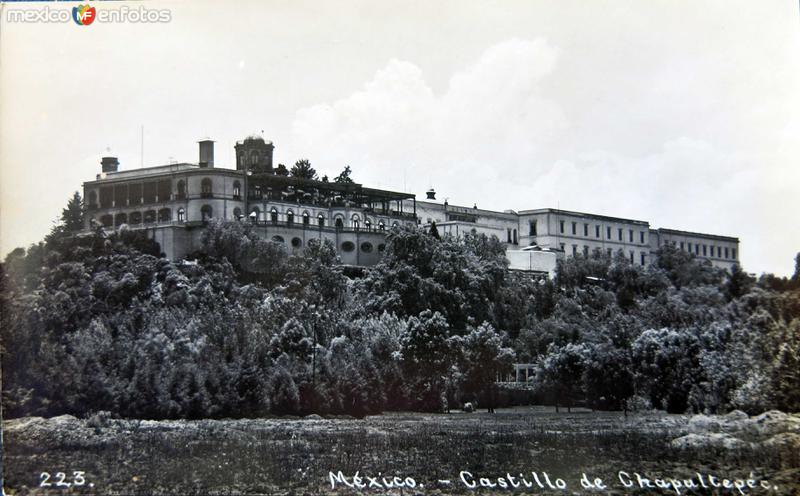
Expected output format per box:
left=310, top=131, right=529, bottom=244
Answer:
left=652, top=227, right=739, bottom=243
left=518, top=208, right=650, bottom=226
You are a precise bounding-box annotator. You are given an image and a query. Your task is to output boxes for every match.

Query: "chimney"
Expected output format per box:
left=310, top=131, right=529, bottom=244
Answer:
left=199, top=139, right=214, bottom=168
left=425, top=188, right=436, bottom=200
left=101, top=156, right=119, bottom=173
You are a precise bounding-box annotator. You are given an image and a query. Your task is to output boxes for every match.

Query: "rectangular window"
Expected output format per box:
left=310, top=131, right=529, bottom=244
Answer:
left=680, top=241, right=684, bottom=250
left=725, top=247, right=729, bottom=258
left=695, top=244, right=700, bottom=255
left=571, top=221, right=577, bottom=235
left=618, top=228, right=623, bottom=241
left=702, top=244, right=707, bottom=256
left=732, top=248, right=737, bottom=259
left=560, top=220, right=565, bottom=234
left=710, top=246, right=715, bottom=257
left=640, top=231, right=645, bottom=244
left=559, top=242, right=565, bottom=251
left=596, top=225, right=601, bottom=238
left=687, top=242, right=692, bottom=252
left=572, top=244, right=577, bottom=256
left=629, top=251, right=634, bottom=263
left=607, top=248, right=612, bottom=257
left=641, top=252, right=646, bottom=265
left=607, top=226, right=612, bottom=239
left=583, top=245, right=589, bottom=257
left=529, top=220, right=537, bottom=236
left=583, top=223, right=588, bottom=236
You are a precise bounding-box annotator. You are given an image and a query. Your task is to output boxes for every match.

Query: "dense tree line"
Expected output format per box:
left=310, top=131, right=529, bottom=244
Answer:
left=1, top=194, right=799, bottom=419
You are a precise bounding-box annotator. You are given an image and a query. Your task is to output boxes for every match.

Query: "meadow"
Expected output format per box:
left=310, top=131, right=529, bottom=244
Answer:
left=4, top=407, right=799, bottom=495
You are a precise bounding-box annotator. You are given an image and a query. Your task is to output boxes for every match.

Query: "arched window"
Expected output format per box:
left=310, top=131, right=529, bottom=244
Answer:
left=144, top=210, right=156, bottom=224
left=270, top=208, right=278, bottom=224
left=378, top=221, right=385, bottom=232
left=233, top=207, right=242, bottom=220
left=201, top=178, right=213, bottom=197
left=250, top=206, right=260, bottom=223
left=291, top=237, right=302, bottom=248
left=100, top=214, right=113, bottom=227
left=335, top=217, right=344, bottom=229
left=88, top=190, right=98, bottom=208
left=250, top=151, right=259, bottom=166
left=286, top=210, right=294, bottom=225
left=513, top=229, right=518, bottom=244
left=365, top=219, right=371, bottom=231
left=130, top=212, right=142, bottom=225
left=176, top=180, right=186, bottom=200
left=115, top=212, right=127, bottom=226
left=302, top=211, right=310, bottom=226
left=201, top=205, right=213, bottom=221
left=158, top=208, right=171, bottom=222
left=254, top=185, right=262, bottom=199
left=351, top=215, right=360, bottom=231
left=392, top=222, right=399, bottom=229
left=177, top=208, right=185, bottom=222
left=318, top=214, right=325, bottom=227
left=233, top=181, right=241, bottom=199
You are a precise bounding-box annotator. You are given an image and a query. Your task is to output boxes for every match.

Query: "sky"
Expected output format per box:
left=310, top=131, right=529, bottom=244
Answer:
left=1, top=0, right=798, bottom=276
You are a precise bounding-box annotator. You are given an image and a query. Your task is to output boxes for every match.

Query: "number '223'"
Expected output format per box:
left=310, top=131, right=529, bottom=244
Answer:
left=39, top=471, right=86, bottom=488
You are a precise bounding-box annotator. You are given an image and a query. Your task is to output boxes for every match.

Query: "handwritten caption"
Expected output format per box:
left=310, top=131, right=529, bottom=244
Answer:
left=329, top=470, right=780, bottom=494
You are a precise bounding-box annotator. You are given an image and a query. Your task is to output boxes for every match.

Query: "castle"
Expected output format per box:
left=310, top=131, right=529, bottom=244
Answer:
left=83, top=137, right=740, bottom=274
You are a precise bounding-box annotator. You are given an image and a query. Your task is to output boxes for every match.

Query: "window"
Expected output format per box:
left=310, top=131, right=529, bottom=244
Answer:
left=377, top=243, right=386, bottom=252
left=732, top=248, right=736, bottom=259
left=272, top=235, right=284, bottom=243
left=365, top=219, right=371, bottom=231
left=303, top=212, right=310, bottom=226
left=595, top=225, right=600, bottom=238
left=607, top=226, right=612, bottom=239
left=641, top=252, right=646, bottom=265
left=253, top=185, right=262, bottom=199
left=560, top=220, right=565, bottom=234
left=201, top=178, right=213, bottom=197
left=144, top=210, right=156, bottom=224
left=341, top=241, right=355, bottom=252
left=379, top=221, right=385, bottom=232
left=318, top=214, right=325, bottom=227
left=360, top=242, right=373, bottom=253
left=270, top=208, right=278, bottom=224
left=629, top=229, right=634, bottom=243
left=640, top=231, right=645, bottom=244
left=100, top=214, right=113, bottom=227
left=583, top=245, right=589, bottom=257
left=88, top=190, right=98, bottom=208
left=687, top=242, right=692, bottom=252
left=572, top=244, right=577, bottom=256
left=250, top=207, right=260, bottom=222
left=233, top=181, right=241, bottom=199
left=115, top=213, right=128, bottom=226
left=702, top=245, right=707, bottom=256
left=177, top=208, right=185, bottom=222
left=695, top=244, right=700, bottom=255
left=335, top=217, right=344, bottom=229
left=507, top=228, right=512, bottom=243
left=607, top=248, right=612, bottom=257
left=629, top=251, right=634, bottom=264
left=201, top=205, right=213, bottom=221
left=513, top=229, right=517, bottom=244
left=680, top=241, right=684, bottom=250
left=583, top=223, right=589, bottom=236
left=571, top=222, right=576, bottom=235
left=286, top=210, right=294, bottom=225
left=291, top=237, right=302, bottom=248
left=529, top=220, right=537, bottom=236
left=725, top=247, right=729, bottom=259
left=352, top=215, right=360, bottom=230
left=559, top=242, right=565, bottom=251
left=157, top=208, right=171, bottom=222
left=618, top=228, right=623, bottom=241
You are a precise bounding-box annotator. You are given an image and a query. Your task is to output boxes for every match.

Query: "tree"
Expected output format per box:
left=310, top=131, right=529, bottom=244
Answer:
left=275, top=163, right=289, bottom=176
left=334, top=166, right=354, bottom=184
left=429, top=221, right=440, bottom=239
left=61, top=191, right=84, bottom=232
left=724, top=263, right=754, bottom=300
left=460, top=323, right=515, bottom=413
left=290, top=159, right=317, bottom=180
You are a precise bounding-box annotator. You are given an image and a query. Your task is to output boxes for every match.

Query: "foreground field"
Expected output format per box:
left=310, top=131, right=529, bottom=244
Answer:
left=3, top=407, right=799, bottom=495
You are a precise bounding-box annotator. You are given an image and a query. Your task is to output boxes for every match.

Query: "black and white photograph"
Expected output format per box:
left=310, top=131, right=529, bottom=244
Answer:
left=1, top=1, right=799, bottom=494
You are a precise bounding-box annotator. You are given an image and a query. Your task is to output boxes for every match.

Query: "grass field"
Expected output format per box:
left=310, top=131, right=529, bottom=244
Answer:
left=3, top=407, right=799, bottom=495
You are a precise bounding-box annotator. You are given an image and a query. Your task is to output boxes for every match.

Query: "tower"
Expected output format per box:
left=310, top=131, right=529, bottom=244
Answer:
left=235, top=136, right=274, bottom=173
